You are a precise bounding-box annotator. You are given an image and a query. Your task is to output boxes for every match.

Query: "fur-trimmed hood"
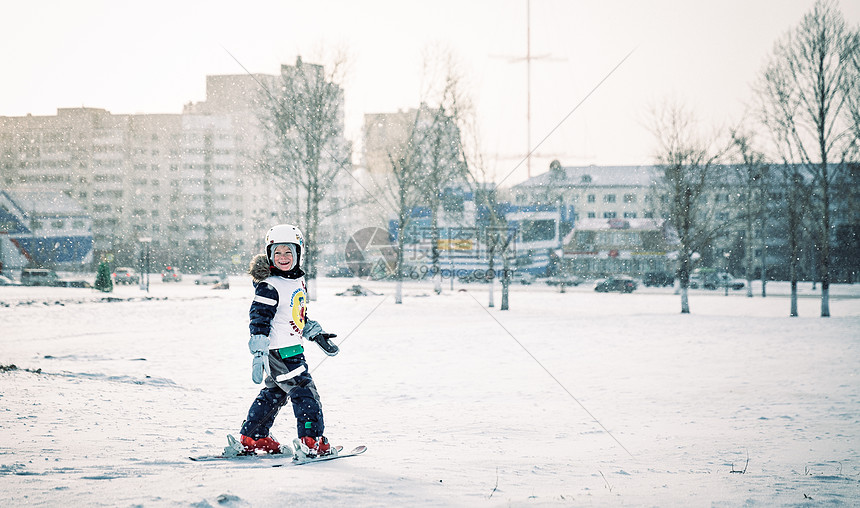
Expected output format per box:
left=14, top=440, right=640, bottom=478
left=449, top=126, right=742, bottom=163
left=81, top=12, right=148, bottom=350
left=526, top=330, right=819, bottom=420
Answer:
left=248, top=252, right=304, bottom=283
left=248, top=253, right=271, bottom=283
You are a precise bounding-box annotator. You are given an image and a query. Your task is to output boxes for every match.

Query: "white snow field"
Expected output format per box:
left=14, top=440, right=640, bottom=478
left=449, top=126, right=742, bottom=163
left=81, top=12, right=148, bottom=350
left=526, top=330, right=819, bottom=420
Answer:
left=1, top=277, right=858, bottom=507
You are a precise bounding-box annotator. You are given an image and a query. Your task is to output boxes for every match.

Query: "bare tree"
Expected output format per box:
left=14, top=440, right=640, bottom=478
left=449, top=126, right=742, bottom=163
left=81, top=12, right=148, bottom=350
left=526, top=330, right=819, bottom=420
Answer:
left=650, top=102, right=730, bottom=314
left=758, top=0, right=860, bottom=317
left=364, top=48, right=472, bottom=301
left=461, top=144, right=515, bottom=309
left=387, top=128, right=426, bottom=305
left=362, top=106, right=438, bottom=304
left=413, top=49, right=471, bottom=295
left=414, top=103, right=468, bottom=294
left=259, top=53, right=351, bottom=299
left=729, top=126, right=770, bottom=298
left=784, top=164, right=816, bottom=316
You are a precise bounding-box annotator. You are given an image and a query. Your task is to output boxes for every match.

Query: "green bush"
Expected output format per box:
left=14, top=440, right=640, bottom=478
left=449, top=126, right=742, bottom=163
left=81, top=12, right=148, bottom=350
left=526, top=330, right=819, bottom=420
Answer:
left=94, top=260, right=113, bottom=293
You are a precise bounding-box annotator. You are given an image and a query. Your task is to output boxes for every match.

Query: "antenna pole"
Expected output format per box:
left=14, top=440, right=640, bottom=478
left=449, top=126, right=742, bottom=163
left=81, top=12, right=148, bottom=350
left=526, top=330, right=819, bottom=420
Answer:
left=526, top=0, right=532, bottom=178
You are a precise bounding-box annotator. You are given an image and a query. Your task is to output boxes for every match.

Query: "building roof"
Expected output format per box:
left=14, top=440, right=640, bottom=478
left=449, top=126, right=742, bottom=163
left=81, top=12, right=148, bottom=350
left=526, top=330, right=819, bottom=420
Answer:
left=3, top=191, right=86, bottom=217
left=513, top=165, right=662, bottom=189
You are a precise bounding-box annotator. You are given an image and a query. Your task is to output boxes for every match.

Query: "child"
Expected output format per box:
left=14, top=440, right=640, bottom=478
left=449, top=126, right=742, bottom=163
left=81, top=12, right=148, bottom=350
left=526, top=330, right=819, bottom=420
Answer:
left=238, top=224, right=340, bottom=458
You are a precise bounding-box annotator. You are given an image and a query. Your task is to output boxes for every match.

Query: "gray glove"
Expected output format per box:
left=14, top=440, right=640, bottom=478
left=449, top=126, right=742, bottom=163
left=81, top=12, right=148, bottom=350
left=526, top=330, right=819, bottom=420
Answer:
left=249, top=334, right=270, bottom=384
left=304, top=319, right=339, bottom=356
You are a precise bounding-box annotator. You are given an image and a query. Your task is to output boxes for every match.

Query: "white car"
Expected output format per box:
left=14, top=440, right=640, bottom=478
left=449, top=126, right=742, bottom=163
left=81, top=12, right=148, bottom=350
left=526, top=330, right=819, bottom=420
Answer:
left=716, top=272, right=746, bottom=290
left=195, top=272, right=227, bottom=285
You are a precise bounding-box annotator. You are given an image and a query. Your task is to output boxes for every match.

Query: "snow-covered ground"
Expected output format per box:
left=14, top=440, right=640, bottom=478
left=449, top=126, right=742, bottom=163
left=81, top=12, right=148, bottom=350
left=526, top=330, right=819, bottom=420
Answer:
left=1, top=277, right=858, bottom=507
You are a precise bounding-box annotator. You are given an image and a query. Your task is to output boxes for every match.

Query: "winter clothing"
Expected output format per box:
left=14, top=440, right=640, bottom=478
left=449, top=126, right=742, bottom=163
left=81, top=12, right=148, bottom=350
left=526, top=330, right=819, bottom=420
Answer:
left=294, top=436, right=333, bottom=458
left=240, top=352, right=324, bottom=439
left=240, top=233, right=333, bottom=448
left=304, top=319, right=339, bottom=356
left=248, top=334, right=270, bottom=384
left=240, top=435, right=282, bottom=454
left=249, top=266, right=307, bottom=350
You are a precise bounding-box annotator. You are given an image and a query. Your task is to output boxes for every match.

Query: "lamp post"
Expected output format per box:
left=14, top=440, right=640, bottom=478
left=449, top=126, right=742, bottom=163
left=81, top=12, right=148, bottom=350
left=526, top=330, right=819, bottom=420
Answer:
left=139, top=237, right=152, bottom=293
left=723, top=251, right=731, bottom=296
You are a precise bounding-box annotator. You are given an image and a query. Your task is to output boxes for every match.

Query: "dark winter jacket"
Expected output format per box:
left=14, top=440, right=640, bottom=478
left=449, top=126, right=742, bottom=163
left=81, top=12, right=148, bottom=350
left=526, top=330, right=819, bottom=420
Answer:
left=247, top=253, right=308, bottom=349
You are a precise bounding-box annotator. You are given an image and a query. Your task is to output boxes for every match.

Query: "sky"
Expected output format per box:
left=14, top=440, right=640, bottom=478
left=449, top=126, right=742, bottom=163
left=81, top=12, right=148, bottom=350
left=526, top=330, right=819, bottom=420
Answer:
left=3, top=0, right=859, bottom=187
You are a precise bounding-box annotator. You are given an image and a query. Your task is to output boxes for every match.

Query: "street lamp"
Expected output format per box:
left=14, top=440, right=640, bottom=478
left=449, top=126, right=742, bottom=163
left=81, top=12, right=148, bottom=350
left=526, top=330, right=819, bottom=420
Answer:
left=139, top=237, right=152, bottom=292
left=723, top=251, right=731, bottom=296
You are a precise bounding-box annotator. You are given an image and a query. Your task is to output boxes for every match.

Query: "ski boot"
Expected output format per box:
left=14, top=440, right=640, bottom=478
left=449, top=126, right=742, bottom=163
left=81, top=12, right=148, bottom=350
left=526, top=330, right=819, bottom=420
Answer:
left=293, top=436, right=336, bottom=459
left=240, top=434, right=284, bottom=455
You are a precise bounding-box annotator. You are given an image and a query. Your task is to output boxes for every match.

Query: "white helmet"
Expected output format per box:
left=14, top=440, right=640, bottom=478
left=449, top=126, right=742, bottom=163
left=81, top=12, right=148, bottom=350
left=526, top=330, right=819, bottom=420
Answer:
left=265, top=224, right=304, bottom=267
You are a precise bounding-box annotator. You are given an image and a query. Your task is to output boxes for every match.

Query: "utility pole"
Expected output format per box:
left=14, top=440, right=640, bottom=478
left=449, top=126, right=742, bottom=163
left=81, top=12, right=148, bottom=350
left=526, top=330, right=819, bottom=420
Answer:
left=526, top=0, right=532, bottom=179
left=493, top=0, right=564, bottom=179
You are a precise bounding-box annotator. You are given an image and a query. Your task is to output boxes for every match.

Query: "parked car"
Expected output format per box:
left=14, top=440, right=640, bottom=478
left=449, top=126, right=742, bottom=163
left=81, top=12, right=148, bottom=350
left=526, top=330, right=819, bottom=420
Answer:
left=544, top=275, right=583, bottom=286
left=0, top=274, right=21, bottom=286
left=113, top=267, right=140, bottom=285
left=689, top=269, right=744, bottom=290
left=689, top=268, right=717, bottom=289
left=716, top=272, right=746, bottom=290
left=20, top=268, right=90, bottom=288
left=162, top=266, right=183, bottom=283
left=21, top=268, right=61, bottom=286
left=196, top=271, right=227, bottom=285
left=643, top=272, right=675, bottom=287
left=594, top=275, right=637, bottom=293
left=57, top=279, right=92, bottom=288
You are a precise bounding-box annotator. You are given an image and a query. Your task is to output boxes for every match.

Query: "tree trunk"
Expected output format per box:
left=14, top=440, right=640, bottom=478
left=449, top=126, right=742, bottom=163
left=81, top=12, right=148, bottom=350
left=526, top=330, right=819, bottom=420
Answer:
left=395, top=210, right=408, bottom=305
left=745, top=186, right=754, bottom=298
left=820, top=161, right=831, bottom=317
left=487, top=242, right=495, bottom=308
left=431, top=212, right=442, bottom=295
left=760, top=189, right=768, bottom=298
left=789, top=192, right=800, bottom=317
left=500, top=250, right=510, bottom=311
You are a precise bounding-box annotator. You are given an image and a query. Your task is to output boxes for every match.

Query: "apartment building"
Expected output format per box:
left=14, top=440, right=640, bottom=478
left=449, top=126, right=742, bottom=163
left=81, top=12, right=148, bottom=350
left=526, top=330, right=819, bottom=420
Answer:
left=0, top=61, right=354, bottom=273
left=511, top=161, right=859, bottom=281
left=512, top=163, right=660, bottom=221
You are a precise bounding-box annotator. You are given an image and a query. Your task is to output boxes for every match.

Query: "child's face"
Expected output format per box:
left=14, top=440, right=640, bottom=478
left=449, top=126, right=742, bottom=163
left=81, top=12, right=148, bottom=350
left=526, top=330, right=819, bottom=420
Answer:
left=272, top=244, right=294, bottom=271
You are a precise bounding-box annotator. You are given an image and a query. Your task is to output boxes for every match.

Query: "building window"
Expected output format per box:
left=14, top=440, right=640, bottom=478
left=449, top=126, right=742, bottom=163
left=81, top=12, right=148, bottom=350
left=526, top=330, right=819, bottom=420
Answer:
left=623, top=212, right=637, bottom=218
left=624, top=194, right=637, bottom=203
left=587, top=194, right=596, bottom=203
left=604, top=194, right=616, bottom=203
left=587, top=212, right=596, bottom=218
left=603, top=211, right=617, bottom=218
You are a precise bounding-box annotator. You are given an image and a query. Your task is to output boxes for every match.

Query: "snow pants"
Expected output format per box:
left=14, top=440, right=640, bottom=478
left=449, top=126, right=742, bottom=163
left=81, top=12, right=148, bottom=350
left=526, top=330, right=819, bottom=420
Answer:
left=240, top=352, right=324, bottom=440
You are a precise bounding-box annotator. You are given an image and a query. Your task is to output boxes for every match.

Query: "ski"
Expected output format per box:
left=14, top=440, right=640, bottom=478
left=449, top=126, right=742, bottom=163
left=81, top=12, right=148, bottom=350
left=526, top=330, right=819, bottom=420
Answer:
left=189, top=452, right=289, bottom=462
left=189, top=435, right=365, bottom=465
left=283, top=445, right=367, bottom=467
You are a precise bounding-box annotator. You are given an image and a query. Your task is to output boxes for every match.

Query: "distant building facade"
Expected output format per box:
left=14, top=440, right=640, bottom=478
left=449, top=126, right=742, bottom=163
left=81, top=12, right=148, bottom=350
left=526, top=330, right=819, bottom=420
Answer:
left=0, top=60, right=354, bottom=273
left=511, top=161, right=859, bottom=281
left=562, top=218, right=678, bottom=277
